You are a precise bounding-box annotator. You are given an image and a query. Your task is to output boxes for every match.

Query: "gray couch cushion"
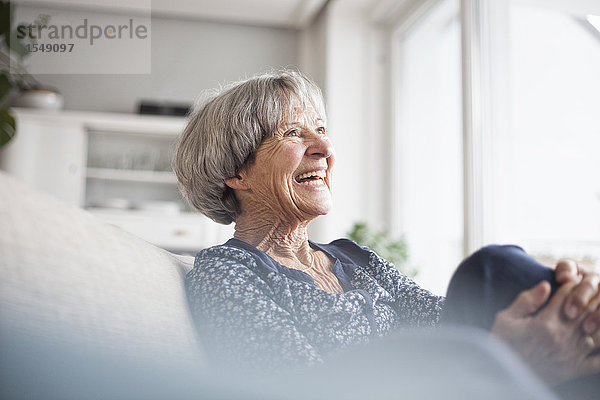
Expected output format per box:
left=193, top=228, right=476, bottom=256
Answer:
left=0, top=172, right=204, bottom=367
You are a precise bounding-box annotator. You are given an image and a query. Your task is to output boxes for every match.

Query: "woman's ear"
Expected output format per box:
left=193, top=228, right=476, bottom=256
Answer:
left=224, top=175, right=249, bottom=191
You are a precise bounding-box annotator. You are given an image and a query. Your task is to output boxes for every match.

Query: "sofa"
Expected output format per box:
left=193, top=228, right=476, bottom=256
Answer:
left=0, top=171, right=563, bottom=399
left=0, top=171, right=210, bottom=397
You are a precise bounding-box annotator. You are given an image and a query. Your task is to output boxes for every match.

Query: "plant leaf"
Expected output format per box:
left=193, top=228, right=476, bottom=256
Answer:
left=0, top=1, right=13, bottom=37
left=347, top=221, right=415, bottom=277
left=0, top=107, right=16, bottom=147
left=0, top=73, right=12, bottom=100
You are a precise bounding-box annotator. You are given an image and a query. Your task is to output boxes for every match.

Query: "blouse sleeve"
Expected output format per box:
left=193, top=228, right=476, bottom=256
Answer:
left=185, top=249, right=322, bottom=373
left=360, top=244, right=445, bottom=328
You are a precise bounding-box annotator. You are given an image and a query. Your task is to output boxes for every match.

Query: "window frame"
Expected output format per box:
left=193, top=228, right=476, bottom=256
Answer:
left=383, top=0, right=508, bottom=258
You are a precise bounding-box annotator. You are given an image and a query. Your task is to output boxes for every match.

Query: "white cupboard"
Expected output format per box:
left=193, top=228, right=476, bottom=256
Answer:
left=0, top=108, right=233, bottom=253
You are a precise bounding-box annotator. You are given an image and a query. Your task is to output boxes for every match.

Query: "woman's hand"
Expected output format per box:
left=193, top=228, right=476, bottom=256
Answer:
left=491, top=279, right=600, bottom=385
left=555, top=259, right=600, bottom=334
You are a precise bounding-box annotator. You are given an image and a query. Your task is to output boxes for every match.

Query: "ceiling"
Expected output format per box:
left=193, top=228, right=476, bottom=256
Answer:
left=15, top=0, right=329, bottom=28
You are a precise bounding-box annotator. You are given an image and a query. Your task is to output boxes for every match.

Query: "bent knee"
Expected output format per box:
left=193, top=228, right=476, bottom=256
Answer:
left=456, top=245, right=527, bottom=276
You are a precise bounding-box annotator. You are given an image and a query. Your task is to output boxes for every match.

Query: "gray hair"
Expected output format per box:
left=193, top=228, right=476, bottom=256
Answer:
left=172, top=69, right=326, bottom=224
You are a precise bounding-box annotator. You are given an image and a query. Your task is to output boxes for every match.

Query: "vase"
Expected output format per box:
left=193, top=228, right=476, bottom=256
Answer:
left=14, top=88, right=64, bottom=110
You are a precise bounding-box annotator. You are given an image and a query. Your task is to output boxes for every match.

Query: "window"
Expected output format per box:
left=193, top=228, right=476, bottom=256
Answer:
left=391, top=0, right=462, bottom=294
left=390, top=0, right=600, bottom=293
left=494, top=0, right=600, bottom=268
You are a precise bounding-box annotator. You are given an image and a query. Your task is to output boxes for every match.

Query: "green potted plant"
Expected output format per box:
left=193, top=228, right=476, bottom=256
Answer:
left=0, top=1, right=49, bottom=147
left=348, top=222, right=418, bottom=278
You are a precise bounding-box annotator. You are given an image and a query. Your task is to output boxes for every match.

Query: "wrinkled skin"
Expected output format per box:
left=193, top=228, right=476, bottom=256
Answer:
left=225, top=106, right=334, bottom=269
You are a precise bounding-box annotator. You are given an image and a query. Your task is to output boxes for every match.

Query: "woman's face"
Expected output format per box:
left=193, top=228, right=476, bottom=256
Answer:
left=236, top=106, right=335, bottom=223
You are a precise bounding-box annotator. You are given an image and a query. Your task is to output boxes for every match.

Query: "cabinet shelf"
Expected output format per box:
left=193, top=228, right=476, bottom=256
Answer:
left=86, top=168, right=178, bottom=184
left=3, top=108, right=234, bottom=252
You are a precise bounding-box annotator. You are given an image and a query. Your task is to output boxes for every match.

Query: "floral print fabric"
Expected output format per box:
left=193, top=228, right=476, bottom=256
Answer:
left=186, top=238, right=445, bottom=373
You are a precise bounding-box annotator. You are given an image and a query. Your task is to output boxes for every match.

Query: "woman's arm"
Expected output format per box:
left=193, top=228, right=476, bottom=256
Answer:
left=359, top=246, right=445, bottom=327
left=324, top=239, right=444, bottom=328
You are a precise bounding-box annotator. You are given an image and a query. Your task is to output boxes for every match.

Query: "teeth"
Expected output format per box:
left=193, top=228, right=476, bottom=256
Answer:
left=296, top=170, right=327, bottom=180
left=298, top=179, right=325, bottom=186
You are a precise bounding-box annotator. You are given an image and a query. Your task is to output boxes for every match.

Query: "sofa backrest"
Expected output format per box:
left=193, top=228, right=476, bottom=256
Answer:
left=0, top=172, right=205, bottom=367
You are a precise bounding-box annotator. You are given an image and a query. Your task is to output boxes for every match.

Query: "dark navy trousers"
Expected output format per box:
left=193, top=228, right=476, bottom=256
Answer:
left=442, top=245, right=598, bottom=399
left=442, top=244, right=557, bottom=329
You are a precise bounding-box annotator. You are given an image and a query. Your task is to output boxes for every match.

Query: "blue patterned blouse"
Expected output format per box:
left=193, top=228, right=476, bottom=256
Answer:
left=186, top=238, right=445, bottom=372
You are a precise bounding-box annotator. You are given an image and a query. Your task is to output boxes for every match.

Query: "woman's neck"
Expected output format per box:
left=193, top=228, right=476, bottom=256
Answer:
left=233, top=210, right=343, bottom=294
left=233, top=212, right=313, bottom=266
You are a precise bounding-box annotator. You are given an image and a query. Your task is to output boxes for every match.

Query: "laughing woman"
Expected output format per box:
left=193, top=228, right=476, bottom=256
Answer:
left=173, top=70, right=600, bottom=391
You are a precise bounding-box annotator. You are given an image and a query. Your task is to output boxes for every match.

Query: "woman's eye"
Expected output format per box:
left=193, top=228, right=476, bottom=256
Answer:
left=285, top=129, right=300, bottom=137
left=316, top=127, right=326, bottom=135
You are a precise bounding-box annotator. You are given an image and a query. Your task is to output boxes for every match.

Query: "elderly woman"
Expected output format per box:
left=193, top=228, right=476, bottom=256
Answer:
left=173, top=70, right=599, bottom=392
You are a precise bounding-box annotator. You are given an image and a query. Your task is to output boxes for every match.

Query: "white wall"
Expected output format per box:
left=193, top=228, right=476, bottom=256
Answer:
left=15, top=5, right=299, bottom=113
left=299, top=4, right=328, bottom=91
left=303, top=0, right=390, bottom=243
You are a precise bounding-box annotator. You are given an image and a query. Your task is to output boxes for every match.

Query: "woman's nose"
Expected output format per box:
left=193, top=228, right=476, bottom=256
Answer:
left=306, top=133, right=334, bottom=159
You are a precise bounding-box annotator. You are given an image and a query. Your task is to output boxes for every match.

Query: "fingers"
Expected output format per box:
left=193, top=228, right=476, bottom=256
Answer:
left=503, top=281, right=552, bottom=319
left=538, top=280, right=578, bottom=321
left=583, top=310, right=600, bottom=335
left=582, top=291, right=600, bottom=335
left=563, top=273, right=600, bottom=320
left=582, top=304, right=600, bottom=374
left=555, top=259, right=581, bottom=284
left=553, top=257, right=600, bottom=321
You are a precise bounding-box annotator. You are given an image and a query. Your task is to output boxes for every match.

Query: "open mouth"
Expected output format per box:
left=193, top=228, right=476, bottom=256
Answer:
left=294, top=170, right=327, bottom=186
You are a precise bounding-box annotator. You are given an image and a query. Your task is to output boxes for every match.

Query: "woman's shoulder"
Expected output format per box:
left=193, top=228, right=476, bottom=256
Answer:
left=195, top=243, right=255, bottom=266
left=317, top=238, right=377, bottom=265
left=188, top=244, right=259, bottom=284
